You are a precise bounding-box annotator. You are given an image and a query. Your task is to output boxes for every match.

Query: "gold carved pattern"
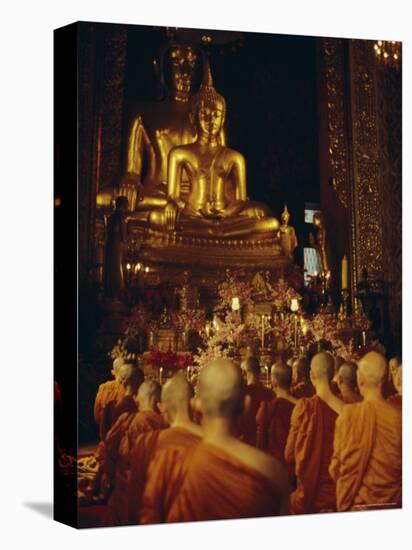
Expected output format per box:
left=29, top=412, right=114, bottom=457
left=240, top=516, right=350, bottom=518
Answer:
left=349, top=40, right=384, bottom=280
left=323, top=38, right=350, bottom=208
left=376, top=62, right=402, bottom=343
left=97, top=26, right=128, bottom=191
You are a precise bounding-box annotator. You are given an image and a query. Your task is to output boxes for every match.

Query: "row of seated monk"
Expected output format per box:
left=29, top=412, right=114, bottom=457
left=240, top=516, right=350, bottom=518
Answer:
left=84, top=348, right=402, bottom=526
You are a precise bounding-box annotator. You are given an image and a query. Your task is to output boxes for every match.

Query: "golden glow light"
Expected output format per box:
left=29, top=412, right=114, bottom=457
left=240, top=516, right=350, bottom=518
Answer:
left=290, top=299, right=299, bottom=312
left=373, top=40, right=401, bottom=68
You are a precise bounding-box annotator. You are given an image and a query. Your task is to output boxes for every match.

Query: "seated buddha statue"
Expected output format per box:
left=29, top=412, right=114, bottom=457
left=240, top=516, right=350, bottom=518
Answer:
left=147, top=63, right=279, bottom=239
left=97, top=40, right=224, bottom=213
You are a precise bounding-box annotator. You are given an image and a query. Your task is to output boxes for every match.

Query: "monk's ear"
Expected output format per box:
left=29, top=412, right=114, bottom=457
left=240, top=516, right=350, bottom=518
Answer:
left=243, top=394, right=251, bottom=414
left=190, top=396, right=202, bottom=414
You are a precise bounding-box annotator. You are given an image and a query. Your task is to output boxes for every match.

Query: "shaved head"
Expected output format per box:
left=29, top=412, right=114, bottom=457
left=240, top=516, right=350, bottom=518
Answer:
left=293, top=356, right=310, bottom=381
left=118, top=363, right=144, bottom=394
left=394, top=365, right=402, bottom=395
left=334, top=356, right=345, bottom=374
left=137, top=380, right=161, bottom=407
left=199, top=358, right=245, bottom=419
left=337, top=362, right=358, bottom=390
left=161, top=372, right=194, bottom=411
left=113, top=356, right=126, bottom=375
left=389, top=356, right=401, bottom=371
left=310, top=352, right=335, bottom=383
left=242, top=356, right=261, bottom=376
left=357, top=351, right=388, bottom=388
left=271, top=362, right=292, bottom=390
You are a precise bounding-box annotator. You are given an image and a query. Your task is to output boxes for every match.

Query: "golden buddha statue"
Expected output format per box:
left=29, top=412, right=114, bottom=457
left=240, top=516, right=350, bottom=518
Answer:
left=146, top=63, right=280, bottom=239
left=279, top=204, right=298, bottom=257
left=97, top=41, right=224, bottom=213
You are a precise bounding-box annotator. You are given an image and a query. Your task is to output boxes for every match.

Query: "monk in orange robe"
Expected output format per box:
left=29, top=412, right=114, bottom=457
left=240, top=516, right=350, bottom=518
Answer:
left=383, top=356, right=401, bottom=398
left=256, top=362, right=296, bottom=471
left=290, top=356, right=315, bottom=398
left=94, top=356, right=126, bottom=426
left=98, top=363, right=144, bottom=441
left=165, top=358, right=290, bottom=523
left=104, top=380, right=165, bottom=526
left=387, top=365, right=402, bottom=409
left=91, top=364, right=144, bottom=499
left=336, top=362, right=362, bottom=404
left=285, top=352, right=337, bottom=514
left=133, top=373, right=202, bottom=524
left=329, top=351, right=402, bottom=511
left=240, top=356, right=274, bottom=446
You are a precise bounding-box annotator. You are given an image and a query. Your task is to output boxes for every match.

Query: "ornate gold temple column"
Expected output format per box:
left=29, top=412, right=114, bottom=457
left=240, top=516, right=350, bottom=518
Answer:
left=320, top=37, right=402, bottom=352
left=78, top=23, right=128, bottom=284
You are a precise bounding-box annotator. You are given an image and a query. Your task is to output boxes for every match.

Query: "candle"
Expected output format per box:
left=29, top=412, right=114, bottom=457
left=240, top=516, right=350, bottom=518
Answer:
left=341, top=255, right=348, bottom=290
left=290, top=299, right=299, bottom=312
left=231, top=296, right=240, bottom=311
left=159, top=367, right=163, bottom=385
left=261, top=315, right=265, bottom=349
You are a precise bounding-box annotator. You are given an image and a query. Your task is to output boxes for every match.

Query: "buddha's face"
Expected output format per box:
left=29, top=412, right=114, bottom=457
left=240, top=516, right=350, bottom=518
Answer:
left=167, top=46, right=199, bottom=97
left=198, top=99, right=224, bottom=136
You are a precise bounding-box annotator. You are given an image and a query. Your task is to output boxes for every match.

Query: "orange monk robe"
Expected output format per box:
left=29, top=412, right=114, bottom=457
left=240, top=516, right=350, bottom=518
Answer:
left=256, top=398, right=295, bottom=472
left=94, top=380, right=125, bottom=426
left=341, top=392, right=363, bottom=404
left=290, top=379, right=315, bottom=399
left=105, top=410, right=165, bottom=526
left=285, top=395, right=337, bottom=514
left=387, top=394, right=402, bottom=410
left=240, top=383, right=274, bottom=446
left=133, top=427, right=201, bottom=524
left=166, top=442, right=283, bottom=523
left=93, top=410, right=137, bottom=495
left=330, top=400, right=402, bottom=512
left=99, top=395, right=138, bottom=441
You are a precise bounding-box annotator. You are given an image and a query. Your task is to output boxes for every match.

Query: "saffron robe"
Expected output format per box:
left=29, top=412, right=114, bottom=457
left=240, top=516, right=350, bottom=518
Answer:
left=167, top=442, right=283, bottom=522
left=256, top=397, right=295, bottom=465
left=99, top=395, right=138, bottom=441
left=329, top=400, right=402, bottom=512
left=240, top=383, right=274, bottom=446
left=341, top=392, right=362, bottom=404
left=136, top=427, right=201, bottom=524
left=94, top=380, right=125, bottom=426
left=290, top=380, right=315, bottom=399
left=105, top=410, right=165, bottom=526
left=285, top=395, right=337, bottom=514
left=386, top=394, right=402, bottom=410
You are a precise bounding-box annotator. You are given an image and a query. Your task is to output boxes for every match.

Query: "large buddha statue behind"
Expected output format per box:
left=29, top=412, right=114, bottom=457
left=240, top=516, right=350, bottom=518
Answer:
left=144, top=62, right=280, bottom=239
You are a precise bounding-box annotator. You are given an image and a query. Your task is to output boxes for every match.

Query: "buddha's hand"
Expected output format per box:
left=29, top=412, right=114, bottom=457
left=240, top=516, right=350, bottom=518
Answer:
left=164, top=200, right=179, bottom=230
left=118, top=174, right=142, bottom=211
left=220, top=200, right=244, bottom=218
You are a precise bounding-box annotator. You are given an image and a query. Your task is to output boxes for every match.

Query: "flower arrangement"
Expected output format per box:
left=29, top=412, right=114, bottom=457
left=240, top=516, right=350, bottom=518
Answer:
left=271, top=314, right=296, bottom=350
left=194, top=343, right=230, bottom=370
left=121, top=304, right=151, bottom=340
left=147, top=349, right=194, bottom=370
left=215, top=274, right=254, bottom=313
left=108, top=338, right=137, bottom=362
left=171, top=309, right=206, bottom=332
left=351, top=310, right=372, bottom=332
left=271, top=277, right=302, bottom=311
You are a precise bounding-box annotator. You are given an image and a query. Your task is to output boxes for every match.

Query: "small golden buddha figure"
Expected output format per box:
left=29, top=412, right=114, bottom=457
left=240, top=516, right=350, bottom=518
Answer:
left=279, top=204, right=298, bottom=257
left=312, top=211, right=329, bottom=275
left=148, top=64, right=279, bottom=239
